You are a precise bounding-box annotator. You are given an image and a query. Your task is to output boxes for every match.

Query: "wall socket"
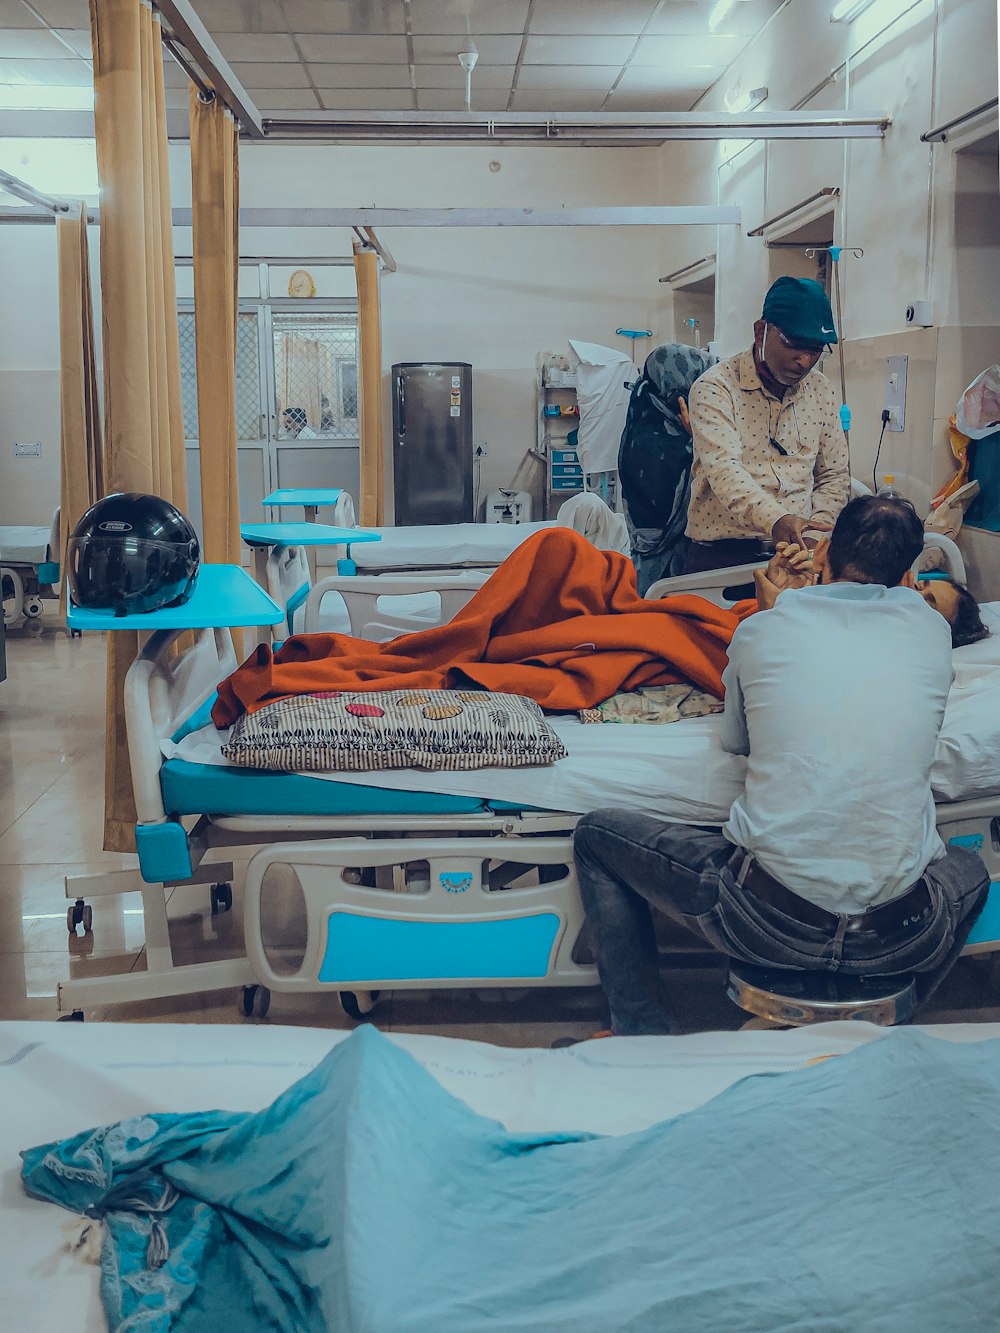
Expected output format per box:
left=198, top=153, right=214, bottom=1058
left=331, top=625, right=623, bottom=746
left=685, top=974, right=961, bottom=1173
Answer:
left=884, top=356, right=907, bottom=433
left=14, top=441, right=41, bottom=457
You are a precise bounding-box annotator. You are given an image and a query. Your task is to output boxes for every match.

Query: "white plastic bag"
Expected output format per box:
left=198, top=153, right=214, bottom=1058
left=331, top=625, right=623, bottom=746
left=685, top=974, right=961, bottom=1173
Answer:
left=956, top=365, right=1000, bottom=440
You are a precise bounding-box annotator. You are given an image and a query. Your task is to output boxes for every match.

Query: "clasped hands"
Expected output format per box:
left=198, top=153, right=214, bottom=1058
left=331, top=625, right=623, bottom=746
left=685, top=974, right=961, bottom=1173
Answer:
left=753, top=541, right=818, bottom=611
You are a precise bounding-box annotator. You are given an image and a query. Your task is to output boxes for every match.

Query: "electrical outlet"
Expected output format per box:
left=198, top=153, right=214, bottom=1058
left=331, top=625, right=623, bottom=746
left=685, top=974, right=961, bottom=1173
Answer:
left=884, top=355, right=907, bottom=433
left=14, top=441, right=41, bottom=457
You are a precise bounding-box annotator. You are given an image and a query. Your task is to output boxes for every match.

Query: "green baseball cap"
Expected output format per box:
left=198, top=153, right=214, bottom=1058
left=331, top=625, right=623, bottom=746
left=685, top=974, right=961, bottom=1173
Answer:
left=762, top=276, right=838, bottom=345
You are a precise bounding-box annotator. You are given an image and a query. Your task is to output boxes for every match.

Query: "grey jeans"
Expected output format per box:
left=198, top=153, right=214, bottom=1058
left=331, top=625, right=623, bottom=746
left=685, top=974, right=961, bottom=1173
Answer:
left=573, top=809, right=991, bottom=1036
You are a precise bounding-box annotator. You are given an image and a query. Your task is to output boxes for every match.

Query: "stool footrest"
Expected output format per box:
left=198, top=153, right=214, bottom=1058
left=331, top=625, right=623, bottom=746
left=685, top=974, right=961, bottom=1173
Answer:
left=727, top=963, right=917, bottom=1027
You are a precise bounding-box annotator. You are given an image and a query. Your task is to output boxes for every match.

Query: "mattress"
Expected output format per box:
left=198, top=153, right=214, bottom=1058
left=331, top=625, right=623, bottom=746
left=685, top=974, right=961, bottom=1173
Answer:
left=0, top=524, right=51, bottom=565
left=5, top=1019, right=1000, bottom=1333
left=351, top=520, right=556, bottom=571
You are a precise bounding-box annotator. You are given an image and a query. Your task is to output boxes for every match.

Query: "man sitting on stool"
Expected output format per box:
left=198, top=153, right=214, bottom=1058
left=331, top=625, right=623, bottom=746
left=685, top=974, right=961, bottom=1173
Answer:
left=574, top=494, right=990, bottom=1035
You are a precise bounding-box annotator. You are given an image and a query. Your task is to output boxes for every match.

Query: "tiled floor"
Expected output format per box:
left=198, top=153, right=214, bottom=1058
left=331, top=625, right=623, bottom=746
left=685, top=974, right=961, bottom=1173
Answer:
left=2, top=615, right=1000, bottom=1043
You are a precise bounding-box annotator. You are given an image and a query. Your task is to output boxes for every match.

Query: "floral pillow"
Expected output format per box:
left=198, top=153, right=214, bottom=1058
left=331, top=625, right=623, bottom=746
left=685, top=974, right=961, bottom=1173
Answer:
left=221, top=689, right=568, bottom=772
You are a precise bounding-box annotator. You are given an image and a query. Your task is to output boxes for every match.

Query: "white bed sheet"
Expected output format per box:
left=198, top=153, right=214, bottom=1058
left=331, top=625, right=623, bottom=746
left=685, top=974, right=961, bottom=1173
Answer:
left=0, top=525, right=51, bottom=565
left=5, top=1019, right=1000, bottom=1333
left=352, top=520, right=556, bottom=571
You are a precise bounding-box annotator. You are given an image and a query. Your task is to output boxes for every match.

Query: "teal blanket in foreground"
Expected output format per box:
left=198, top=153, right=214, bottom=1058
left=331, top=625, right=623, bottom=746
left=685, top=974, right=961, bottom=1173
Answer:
left=21, top=1027, right=1000, bottom=1332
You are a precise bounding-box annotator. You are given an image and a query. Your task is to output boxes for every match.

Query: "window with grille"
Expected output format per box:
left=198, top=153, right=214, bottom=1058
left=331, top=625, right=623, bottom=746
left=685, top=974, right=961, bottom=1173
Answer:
left=178, top=310, right=262, bottom=441
left=272, top=311, right=360, bottom=441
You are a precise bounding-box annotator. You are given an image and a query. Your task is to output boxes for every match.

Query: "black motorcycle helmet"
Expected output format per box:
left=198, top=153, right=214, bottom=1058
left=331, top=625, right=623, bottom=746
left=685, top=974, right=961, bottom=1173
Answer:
left=67, top=492, right=200, bottom=616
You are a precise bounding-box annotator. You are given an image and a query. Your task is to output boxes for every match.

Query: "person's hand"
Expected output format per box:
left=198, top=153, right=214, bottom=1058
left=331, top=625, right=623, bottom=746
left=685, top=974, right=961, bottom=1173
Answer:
left=765, top=542, right=816, bottom=591
left=753, top=566, right=781, bottom=611
left=770, top=514, right=833, bottom=548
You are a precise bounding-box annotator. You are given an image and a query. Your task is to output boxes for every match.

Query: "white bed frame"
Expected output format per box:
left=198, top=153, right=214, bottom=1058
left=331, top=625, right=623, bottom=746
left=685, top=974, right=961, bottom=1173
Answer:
left=1, top=508, right=60, bottom=625
left=57, top=532, right=999, bottom=1019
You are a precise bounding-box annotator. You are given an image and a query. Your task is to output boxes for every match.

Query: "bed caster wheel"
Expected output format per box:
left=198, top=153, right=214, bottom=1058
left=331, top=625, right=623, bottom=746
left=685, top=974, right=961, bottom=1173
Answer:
left=239, top=984, right=270, bottom=1019
left=67, top=899, right=93, bottom=934
left=58, top=1010, right=85, bottom=1022
left=210, top=882, right=233, bottom=914
left=23, top=597, right=44, bottom=618
left=70, top=628, right=82, bottom=639
left=339, top=990, right=381, bottom=1020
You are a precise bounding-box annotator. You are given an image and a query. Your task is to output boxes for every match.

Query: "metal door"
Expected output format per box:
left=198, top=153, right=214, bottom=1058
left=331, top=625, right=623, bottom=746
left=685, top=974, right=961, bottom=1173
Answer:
left=393, top=363, right=472, bottom=525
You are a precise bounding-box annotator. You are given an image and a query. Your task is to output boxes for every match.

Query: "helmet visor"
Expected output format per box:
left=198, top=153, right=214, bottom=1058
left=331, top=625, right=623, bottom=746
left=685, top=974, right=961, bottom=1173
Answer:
left=67, top=534, right=198, bottom=615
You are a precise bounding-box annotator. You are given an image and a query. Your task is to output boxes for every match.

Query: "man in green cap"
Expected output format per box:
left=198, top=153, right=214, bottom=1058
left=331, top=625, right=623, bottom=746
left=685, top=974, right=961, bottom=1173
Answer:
left=684, top=276, right=850, bottom=573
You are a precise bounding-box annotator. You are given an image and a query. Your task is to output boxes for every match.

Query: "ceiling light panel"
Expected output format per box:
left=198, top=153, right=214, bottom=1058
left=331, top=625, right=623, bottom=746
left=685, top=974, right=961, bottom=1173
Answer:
left=646, top=0, right=782, bottom=36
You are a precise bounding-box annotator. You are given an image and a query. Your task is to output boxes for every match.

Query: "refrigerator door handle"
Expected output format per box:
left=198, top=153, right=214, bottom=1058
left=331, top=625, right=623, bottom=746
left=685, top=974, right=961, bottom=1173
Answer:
left=396, top=372, right=406, bottom=442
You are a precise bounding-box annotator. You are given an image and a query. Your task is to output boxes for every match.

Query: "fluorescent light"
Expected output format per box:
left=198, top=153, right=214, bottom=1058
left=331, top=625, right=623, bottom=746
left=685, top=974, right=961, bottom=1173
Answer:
left=708, top=0, right=736, bottom=31
left=724, top=84, right=768, bottom=114
left=830, top=0, right=879, bottom=20
left=0, top=85, right=95, bottom=111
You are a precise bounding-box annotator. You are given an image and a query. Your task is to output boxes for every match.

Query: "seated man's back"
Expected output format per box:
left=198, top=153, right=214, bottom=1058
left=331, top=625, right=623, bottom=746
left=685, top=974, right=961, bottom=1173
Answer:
left=722, top=581, right=951, bottom=913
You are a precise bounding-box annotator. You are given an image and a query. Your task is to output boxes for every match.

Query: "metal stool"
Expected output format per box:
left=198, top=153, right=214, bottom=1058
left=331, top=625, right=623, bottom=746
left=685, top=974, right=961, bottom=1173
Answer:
left=727, top=963, right=917, bottom=1027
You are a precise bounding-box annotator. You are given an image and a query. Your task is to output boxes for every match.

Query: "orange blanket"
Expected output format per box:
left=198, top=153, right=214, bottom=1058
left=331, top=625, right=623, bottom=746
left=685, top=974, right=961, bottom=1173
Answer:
left=213, top=528, right=754, bottom=727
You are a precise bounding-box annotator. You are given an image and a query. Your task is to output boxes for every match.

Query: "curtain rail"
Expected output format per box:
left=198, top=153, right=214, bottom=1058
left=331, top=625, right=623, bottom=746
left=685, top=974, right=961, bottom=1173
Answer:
left=921, top=97, right=998, bottom=143
left=746, top=187, right=840, bottom=238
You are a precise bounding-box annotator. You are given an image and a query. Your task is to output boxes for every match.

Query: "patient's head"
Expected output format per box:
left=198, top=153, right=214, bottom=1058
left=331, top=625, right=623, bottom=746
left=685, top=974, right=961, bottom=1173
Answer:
left=815, top=495, right=924, bottom=588
left=917, top=576, right=990, bottom=648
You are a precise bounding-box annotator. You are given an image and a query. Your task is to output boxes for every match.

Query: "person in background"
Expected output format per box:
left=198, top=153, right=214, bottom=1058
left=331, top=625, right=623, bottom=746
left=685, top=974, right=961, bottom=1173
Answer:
left=684, top=276, right=850, bottom=574
left=574, top=494, right=990, bottom=1036
left=282, top=406, right=319, bottom=439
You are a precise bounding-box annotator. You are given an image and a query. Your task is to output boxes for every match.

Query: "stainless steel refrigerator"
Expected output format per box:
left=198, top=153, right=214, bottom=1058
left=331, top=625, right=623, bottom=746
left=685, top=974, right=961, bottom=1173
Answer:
left=392, top=362, right=473, bottom=525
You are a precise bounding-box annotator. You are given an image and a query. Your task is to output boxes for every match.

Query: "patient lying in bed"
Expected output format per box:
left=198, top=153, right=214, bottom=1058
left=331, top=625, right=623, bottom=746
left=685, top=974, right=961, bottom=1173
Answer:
left=213, top=529, right=989, bottom=732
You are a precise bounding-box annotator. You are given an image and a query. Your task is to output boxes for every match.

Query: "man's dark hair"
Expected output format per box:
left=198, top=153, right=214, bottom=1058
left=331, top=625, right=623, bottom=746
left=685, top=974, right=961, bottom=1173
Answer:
left=826, top=494, right=924, bottom=586
left=939, top=575, right=990, bottom=648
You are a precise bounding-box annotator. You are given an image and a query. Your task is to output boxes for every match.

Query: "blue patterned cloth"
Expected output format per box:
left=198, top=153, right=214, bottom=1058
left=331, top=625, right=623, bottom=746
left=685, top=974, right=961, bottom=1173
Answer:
left=21, top=1027, right=1000, bottom=1330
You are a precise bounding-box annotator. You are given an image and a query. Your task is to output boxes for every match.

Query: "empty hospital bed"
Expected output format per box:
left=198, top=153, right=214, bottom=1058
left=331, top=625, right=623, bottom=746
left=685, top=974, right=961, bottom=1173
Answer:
left=1, top=508, right=60, bottom=624
left=57, top=533, right=1000, bottom=1021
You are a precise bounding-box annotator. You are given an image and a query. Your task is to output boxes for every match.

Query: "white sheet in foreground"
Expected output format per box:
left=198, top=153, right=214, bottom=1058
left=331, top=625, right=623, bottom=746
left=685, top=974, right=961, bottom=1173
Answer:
left=5, top=1020, right=1000, bottom=1333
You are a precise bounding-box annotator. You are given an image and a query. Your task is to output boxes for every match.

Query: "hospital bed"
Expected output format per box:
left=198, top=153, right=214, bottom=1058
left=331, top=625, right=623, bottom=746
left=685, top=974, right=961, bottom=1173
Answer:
left=56, top=525, right=1000, bottom=1022
left=8, top=1017, right=1000, bottom=1331
left=0, top=507, right=60, bottom=625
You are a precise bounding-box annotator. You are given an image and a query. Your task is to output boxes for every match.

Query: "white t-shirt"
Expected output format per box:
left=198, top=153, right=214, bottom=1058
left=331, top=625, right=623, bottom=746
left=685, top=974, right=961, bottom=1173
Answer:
left=721, top=582, right=952, bottom=913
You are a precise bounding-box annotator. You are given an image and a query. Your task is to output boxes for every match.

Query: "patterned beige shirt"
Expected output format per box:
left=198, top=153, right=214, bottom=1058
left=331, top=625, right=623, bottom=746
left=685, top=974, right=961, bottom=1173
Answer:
left=686, top=349, right=850, bottom=542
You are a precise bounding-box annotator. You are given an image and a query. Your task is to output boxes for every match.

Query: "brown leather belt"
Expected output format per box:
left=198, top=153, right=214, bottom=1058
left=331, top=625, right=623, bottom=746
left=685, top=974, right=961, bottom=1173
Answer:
left=738, top=855, right=934, bottom=942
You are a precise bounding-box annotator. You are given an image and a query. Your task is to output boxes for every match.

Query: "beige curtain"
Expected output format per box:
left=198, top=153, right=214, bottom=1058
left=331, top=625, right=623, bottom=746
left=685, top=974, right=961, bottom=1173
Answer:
left=89, top=0, right=187, bottom=852
left=190, top=87, right=240, bottom=565
left=56, top=203, right=104, bottom=615
left=280, top=332, right=324, bottom=430
left=353, top=245, right=385, bottom=525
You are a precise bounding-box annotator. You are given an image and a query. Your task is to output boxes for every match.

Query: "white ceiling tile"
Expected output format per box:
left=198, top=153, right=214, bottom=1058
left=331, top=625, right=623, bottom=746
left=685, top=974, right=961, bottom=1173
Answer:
left=24, top=0, right=88, bottom=25
left=214, top=33, right=300, bottom=63
left=161, top=60, right=190, bottom=89
left=521, top=35, right=637, bottom=65
left=416, top=88, right=510, bottom=111
left=292, top=33, right=409, bottom=62
left=0, top=1, right=38, bottom=28
left=646, top=1, right=782, bottom=37
left=515, top=64, right=619, bottom=91
left=190, top=0, right=287, bottom=31
left=255, top=88, right=324, bottom=111
left=0, top=27, right=78, bottom=56
left=614, top=63, right=726, bottom=91
left=231, top=62, right=312, bottom=89
left=632, top=33, right=748, bottom=66
left=510, top=89, right=611, bottom=112
left=318, top=88, right=415, bottom=110
left=411, top=34, right=523, bottom=64
left=606, top=88, right=707, bottom=112
left=307, top=62, right=412, bottom=89
left=52, top=29, right=91, bottom=57
left=529, top=1, right=660, bottom=36
left=0, top=54, right=88, bottom=83
left=408, top=1, right=529, bottom=36
left=414, top=63, right=515, bottom=90
left=282, top=1, right=406, bottom=34
left=164, top=87, right=191, bottom=111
